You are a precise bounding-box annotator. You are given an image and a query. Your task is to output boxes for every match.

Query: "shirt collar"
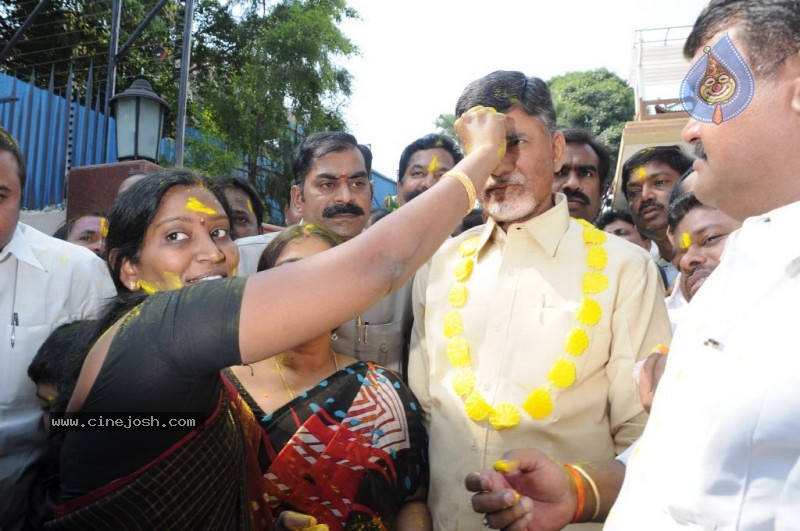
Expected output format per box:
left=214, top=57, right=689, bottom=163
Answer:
left=475, top=193, right=570, bottom=258
left=0, top=224, right=46, bottom=271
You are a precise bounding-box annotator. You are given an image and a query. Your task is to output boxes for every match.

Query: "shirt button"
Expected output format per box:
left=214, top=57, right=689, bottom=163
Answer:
left=380, top=344, right=388, bottom=353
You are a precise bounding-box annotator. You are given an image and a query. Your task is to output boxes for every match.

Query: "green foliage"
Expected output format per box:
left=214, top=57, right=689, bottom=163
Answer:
left=193, top=0, right=358, bottom=209
left=548, top=68, right=634, bottom=173
left=434, top=113, right=462, bottom=150
left=2, top=0, right=358, bottom=213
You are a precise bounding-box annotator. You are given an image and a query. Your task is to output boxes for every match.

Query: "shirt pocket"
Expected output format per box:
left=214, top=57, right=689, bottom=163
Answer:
left=1, top=323, right=53, bottom=407
left=351, top=321, right=405, bottom=371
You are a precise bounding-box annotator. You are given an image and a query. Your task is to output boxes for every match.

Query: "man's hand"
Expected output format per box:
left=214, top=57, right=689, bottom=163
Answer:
left=465, top=449, right=575, bottom=530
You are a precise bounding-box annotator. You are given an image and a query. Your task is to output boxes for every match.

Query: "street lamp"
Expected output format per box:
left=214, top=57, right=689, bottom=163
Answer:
left=110, top=75, right=169, bottom=162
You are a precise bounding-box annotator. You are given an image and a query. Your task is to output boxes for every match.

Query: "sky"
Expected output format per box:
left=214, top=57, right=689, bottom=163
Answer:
left=336, top=0, right=709, bottom=178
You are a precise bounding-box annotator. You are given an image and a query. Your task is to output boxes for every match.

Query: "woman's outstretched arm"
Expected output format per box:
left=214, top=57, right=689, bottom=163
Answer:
left=239, top=106, right=506, bottom=364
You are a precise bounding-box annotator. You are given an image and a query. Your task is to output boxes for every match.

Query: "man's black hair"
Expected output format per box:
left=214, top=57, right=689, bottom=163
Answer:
left=214, top=175, right=265, bottom=225
left=668, top=192, right=704, bottom=231
left=455, top=71, right=556, bottom=135
left=621, top=146, right=694, bottom=199
left=290, top=132, right=373, bottom=187
left=397, top=134, right=463, bottom=182
left=561, top=128, right=611, bottom=185
left=685, top=0, right=800, bottom=78
left=595, top=209, right=637, bottom=231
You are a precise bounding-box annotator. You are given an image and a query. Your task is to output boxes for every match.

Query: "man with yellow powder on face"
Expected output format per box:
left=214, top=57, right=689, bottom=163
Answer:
left=621, top=146, right=694, bottom=289
left=408, top=71, right=671, bottom=529
left=394, top=134, right=464, bottom=208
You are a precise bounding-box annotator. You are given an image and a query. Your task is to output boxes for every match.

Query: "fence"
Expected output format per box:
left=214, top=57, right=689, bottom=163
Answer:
left=0, top=68, right=116, bottom=209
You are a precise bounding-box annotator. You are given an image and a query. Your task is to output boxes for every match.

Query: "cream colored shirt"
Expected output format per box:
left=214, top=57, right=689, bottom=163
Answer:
left=409, top=195, right=671, bottom=530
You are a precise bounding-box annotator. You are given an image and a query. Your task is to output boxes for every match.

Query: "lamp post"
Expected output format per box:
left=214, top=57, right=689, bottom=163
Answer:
left=110, top=75, right=169, bottom=162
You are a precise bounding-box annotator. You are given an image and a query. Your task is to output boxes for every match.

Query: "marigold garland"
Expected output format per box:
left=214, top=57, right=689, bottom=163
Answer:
left=587, top=246, right=608, bottom=270
left=576, top=297, right=602, bottom=326
left=565, top=328, right=590, bottom=356
left=452, top=368, right=476, bottom=395
left=489, top=402, right=522, bottom=430
left=443, top=219, right=609, bottom=430
left=548, top=358, right=577, bottom=388
left=522, top=388, right=554, bottom=419
left=448, top=284, right=468, bottom=308
left=464, top=391, right=492, bottom=421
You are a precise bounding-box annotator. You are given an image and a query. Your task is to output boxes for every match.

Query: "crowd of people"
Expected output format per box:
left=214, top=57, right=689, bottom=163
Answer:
left=1, top=0, right=798, bottom=529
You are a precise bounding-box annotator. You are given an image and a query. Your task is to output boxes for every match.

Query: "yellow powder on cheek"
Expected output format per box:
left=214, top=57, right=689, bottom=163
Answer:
left=427, top=154, right=439, bottom=174
left=185, top=196, right=217, bottom=215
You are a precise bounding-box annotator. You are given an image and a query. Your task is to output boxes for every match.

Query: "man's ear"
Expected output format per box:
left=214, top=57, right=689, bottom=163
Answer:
left=290, top=184, right=303, bottom=215
left=790, top=53, right=800, bottom=115
left=551, top=130, right=566, bottom=172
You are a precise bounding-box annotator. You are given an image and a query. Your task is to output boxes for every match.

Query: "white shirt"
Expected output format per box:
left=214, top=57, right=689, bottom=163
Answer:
left=0, top=224, right=114, bottom=503
left=665, top=274, right=689, bottom=333
left=607, top=201, right=800, bottom=530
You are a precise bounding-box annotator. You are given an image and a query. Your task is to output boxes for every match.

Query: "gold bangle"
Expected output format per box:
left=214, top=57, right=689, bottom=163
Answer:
left=446, top=170, right=477, bottom=217
left=571, top=464, right=601, bottom=521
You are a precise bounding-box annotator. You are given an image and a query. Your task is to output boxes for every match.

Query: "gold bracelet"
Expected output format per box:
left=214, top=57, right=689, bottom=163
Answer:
left=571, top=464, right=601, bottom=521
left=446, top=170, right=477, bottom=217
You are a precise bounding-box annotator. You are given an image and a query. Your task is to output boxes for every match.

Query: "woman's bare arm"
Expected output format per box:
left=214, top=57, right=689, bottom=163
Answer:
left=239, top=107, right=506, bottom=364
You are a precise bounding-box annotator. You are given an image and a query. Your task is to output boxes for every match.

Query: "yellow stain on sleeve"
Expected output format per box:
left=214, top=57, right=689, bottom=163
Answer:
left=680, top=232, right=691, bottom=249
left=186, top=196, right=218, bottom=215
left=427, top=154, right=439, bottom=174
left=635, top=166, right=648, bottom=182
left=58, top=257, right=68, bottom=265
left=138, top=280, right=159, bottom=294
left=247, top=199, right=254, bottom=213
left=100, top=217, right=108, bottom=238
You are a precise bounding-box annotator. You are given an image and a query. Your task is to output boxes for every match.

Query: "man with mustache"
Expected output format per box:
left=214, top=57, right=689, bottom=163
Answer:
left=621, top=146, right=694, bottom=288
left=395, top=133, right=464, bottom=207
left=237, top=132, right=412, bottom=374
left=408, top=71, right=671, bottom=530
left=552, top=128, right=610, bottom=222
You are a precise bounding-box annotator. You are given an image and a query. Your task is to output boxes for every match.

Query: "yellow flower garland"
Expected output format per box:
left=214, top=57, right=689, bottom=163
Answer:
left=445, top=219, right=609, bottom=430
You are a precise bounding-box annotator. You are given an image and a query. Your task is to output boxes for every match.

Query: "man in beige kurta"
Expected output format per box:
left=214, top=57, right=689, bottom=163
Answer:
left=408, top=71, right=671, bottom=530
